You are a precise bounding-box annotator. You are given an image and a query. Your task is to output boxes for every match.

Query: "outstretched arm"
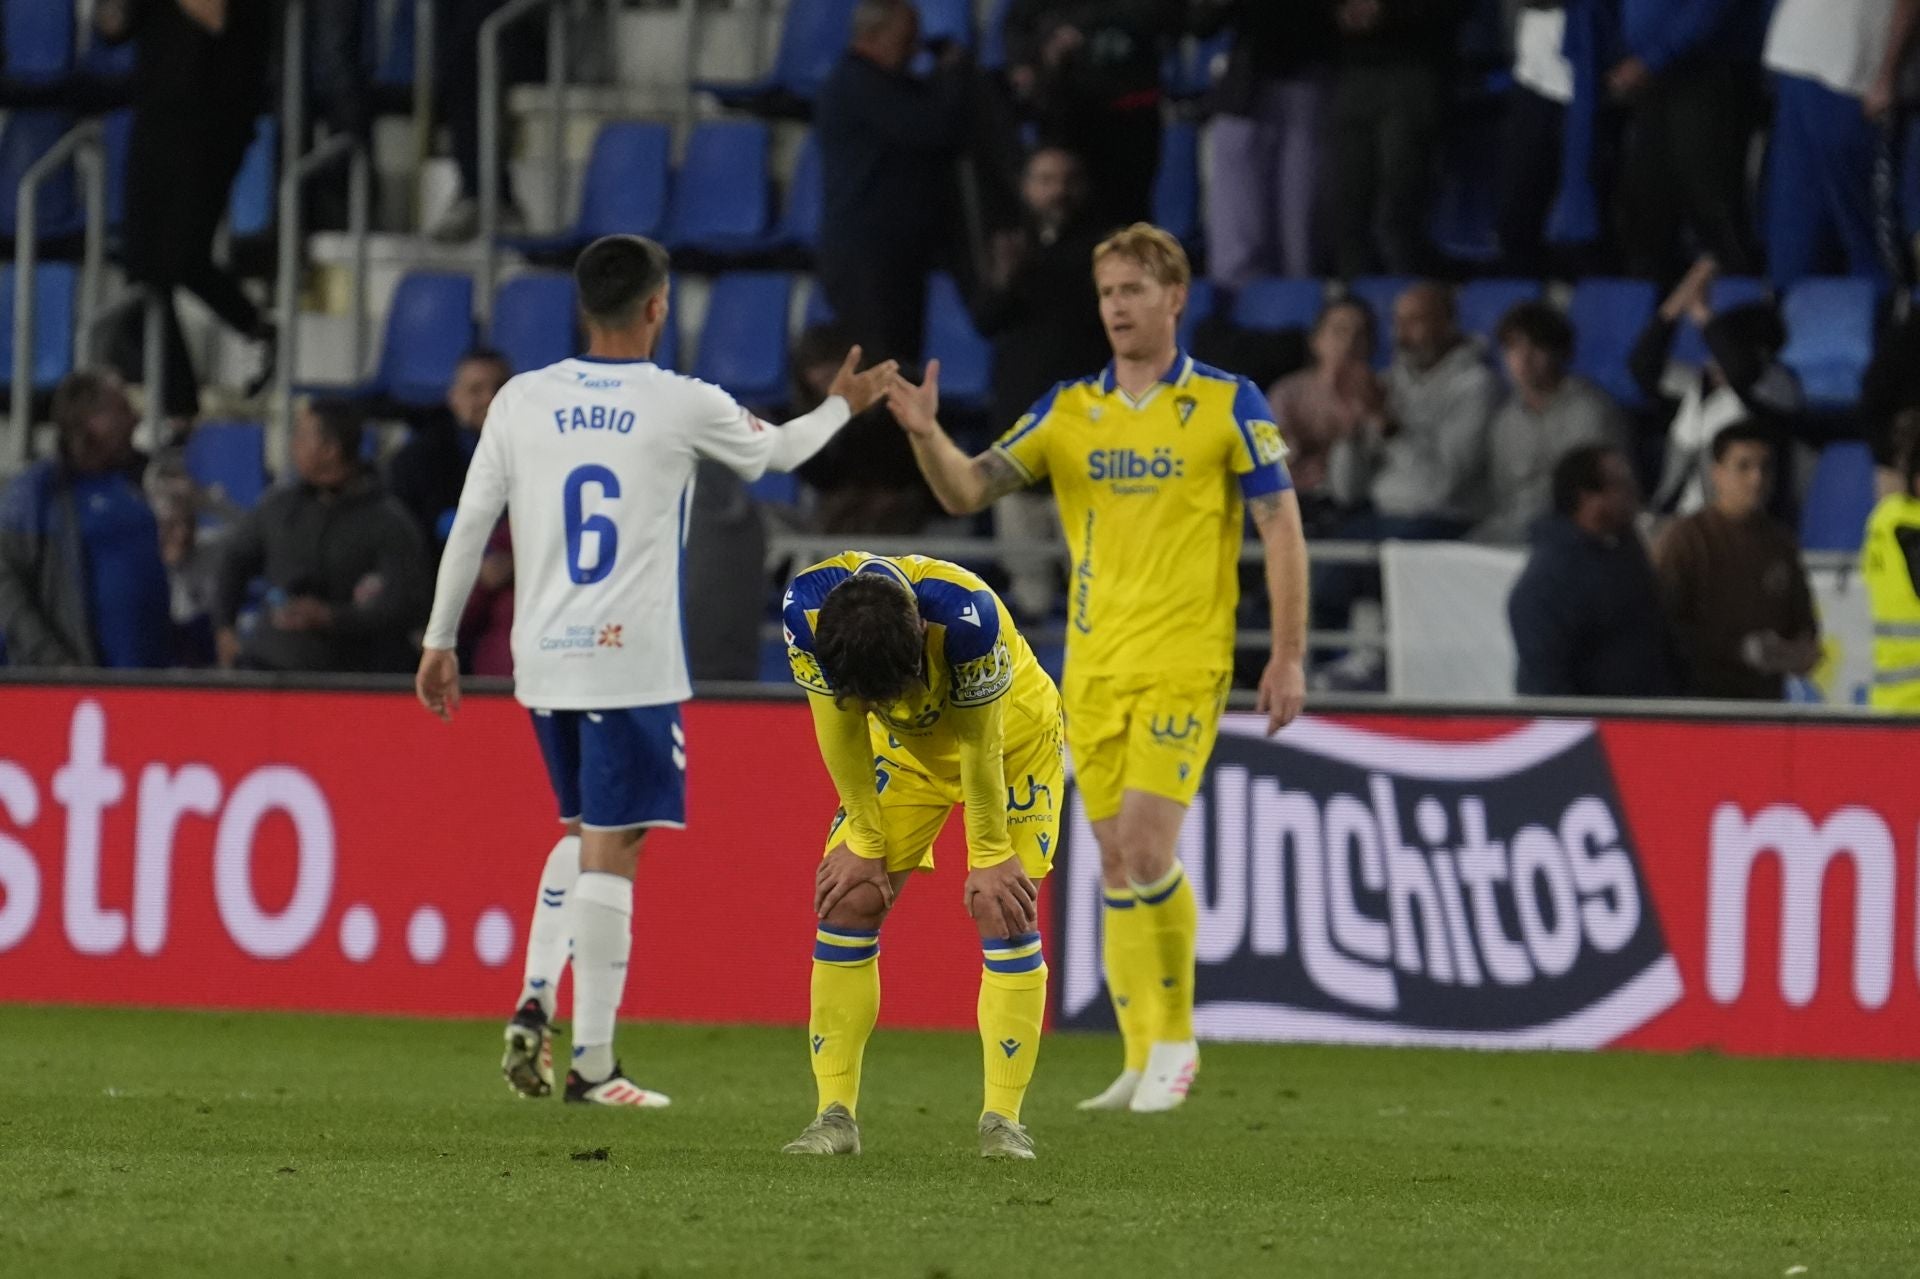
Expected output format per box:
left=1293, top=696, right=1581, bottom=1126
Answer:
left=885, top=362, right=1033, bottom=515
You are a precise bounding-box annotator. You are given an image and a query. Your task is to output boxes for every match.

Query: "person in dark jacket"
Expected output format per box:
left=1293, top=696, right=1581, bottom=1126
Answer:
left=815, top=0, right=971, bottom=366
left=1609, top=0, right=1769, bottom=281
left=0, top=371, right=174, bottom=668
left=1508, top=443, right=1677, bottom=697
left=387, top=348, right=511, bottom=550
left=1326, top=0, right=1473, bottom=277
left=1193, top=0, right=1338, bottom=284
left=1004, top=0, right=1185, bottom=225
left=95, top=0, right=278, bottom=419
left=211, top=401, right=431, bottom=673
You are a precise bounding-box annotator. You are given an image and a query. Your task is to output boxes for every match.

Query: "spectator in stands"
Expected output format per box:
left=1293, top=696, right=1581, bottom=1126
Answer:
left=1761, top=0, right=1916, bottom=291
left=1610, top=0, right=1769, bottom=281
left=457, top=521, right=514, bottom=677
left=1326, top=0, right=1471, bottom=277
left=1266, top=297, right=1384, bottom=534
left=0, top=371, right=174, bottom=669
left=427, top=0, right=534, bottom=240
left=1312, top=281, right=1498, bottom=688
left=96, top=0, right=278, bottom=419
left=790, top=325, right=936, bottom=533
left=212, top=401, right=431, bottom=673
left=1654, top=424, right=1820, bottom=700
left=1498, top=1, right=1576, bottom=277
left=154, top=484, right=218, bottom=667
left=972, top=145, right=1110, bottom=618
left=1194, top=0, right=1337, bottom=285
left=1508, top=444, right=1677, bottom=697
left=816, top=0, right=971, bottom=366
left=1004, top=1, right=1184, bottom=226
left=1631, top=258, right=1803, bottom=517
left=1476, top=301, right=1627, bottom=544
left=387, top=348, right=512, bottom=550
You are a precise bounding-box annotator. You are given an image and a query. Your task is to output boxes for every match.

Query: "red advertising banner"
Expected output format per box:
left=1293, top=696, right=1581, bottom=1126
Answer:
left=0, top=685, right=1915, bottom=1060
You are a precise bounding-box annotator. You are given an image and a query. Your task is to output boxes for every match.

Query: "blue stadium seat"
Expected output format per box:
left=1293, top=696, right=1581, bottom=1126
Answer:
left=663, top=120, right=773, bottom=254
left=1231, top=278, right=1325, bottom=333
left=655, top=306, right=681, bottom=372
left=490, top=272, right=579, bottom=374
left=307, top=272, right=476, bottom=407
left=2, top=0, right=74, bottom=86
left=0, top=261, right=75, bottom=394
left=227, top=117, right=278, bottom=240
left=184, top=421, right=269, bottom=510
left=1568, top=277, right=1656, bottom=407
left=80, top=34, right=133, bottom=82
left=1152, top=121, right=1200, bottom=247
left=912, top=0, right=974, bottom=47
left=1673, top=276, right=1770, bottom=367
left=1178, top=277, right=1217, bottom=349
left=695, top=0, right=859, bottom=111
left=978, top=0, right=1017, bottom=70
left=1780, top=277, right=1877, bottom=411
left=772, top=130, right=824, bottom=252
left=1456, top=279, right=1542, bottom=346
left=1345, top=277, right=1416, bottom=368
left=368, top=0, right=415, bottom=91
left=0, top=111, right=79, bottom=240
left=508, top=120, right=670, bottom=252
left=695, top=272, right=794, bottom=408
left=924, top=272, right=991, bottom=411
left=1799, top=441, right=1879, bottom=552
left=101, top=107, right=132, bottom=231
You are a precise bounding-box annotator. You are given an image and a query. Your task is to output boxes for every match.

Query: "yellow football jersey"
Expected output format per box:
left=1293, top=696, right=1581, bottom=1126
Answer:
left=992, top=350, right=1291, bottom=676
left=783, top=552, right=1059, bottom=777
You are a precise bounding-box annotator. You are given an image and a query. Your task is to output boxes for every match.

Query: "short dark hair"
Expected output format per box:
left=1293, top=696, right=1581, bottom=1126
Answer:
left=305, top=399, right=365, bottom=463
left=52, top=368, right=125, bottom=440
left=1553, top=444, right=1619, bottom=516
left=813, top=574, right=924, bottom=705
left=1709, top=419, right=1777, bottom=463
left=1495, top=300, right=1575, bottom=361
left=458, top=346, right=511, bottom=375
left=1709, top=302, right=1787, bottom=358
left=574, top=235, right=670, bottom=331
left=1316, top=297, right=1376, bottom=360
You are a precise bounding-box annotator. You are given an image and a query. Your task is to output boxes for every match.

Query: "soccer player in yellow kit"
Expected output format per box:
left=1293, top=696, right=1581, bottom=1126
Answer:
left=885, top=223, right=1309, bottom=1113
left=779, top=553, right=1066, bottom=1159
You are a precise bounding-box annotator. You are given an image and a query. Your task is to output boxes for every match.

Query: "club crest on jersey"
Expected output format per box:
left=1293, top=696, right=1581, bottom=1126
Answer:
left=1175, top=395, right=1198, bottom=425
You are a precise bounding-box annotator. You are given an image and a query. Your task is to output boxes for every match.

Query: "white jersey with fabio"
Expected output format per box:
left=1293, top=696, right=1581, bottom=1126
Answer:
left=423, top=356, right=850, bottom=710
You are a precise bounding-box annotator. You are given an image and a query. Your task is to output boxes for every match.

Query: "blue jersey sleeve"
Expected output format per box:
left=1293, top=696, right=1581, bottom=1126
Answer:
left=914, top=576, right=1015, bottom=707
left=782, top=564, right=849, bottom=694
left=1231, top=376, right=1294, bottom=499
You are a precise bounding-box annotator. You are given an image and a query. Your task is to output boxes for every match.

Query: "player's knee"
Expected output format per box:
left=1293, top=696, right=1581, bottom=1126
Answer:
left=820, top=889, right=890, bottom=934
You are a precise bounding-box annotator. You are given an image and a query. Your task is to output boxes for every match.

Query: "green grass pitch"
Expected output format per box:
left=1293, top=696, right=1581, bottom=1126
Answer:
left=1, top=1007, right=1915, bottom=1277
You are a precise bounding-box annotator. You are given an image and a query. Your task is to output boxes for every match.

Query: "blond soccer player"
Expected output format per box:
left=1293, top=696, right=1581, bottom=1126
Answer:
left=885, top=223, right=1308, bottom=1113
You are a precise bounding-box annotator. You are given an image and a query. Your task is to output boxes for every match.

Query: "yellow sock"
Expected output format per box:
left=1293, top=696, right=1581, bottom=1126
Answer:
left=979, top=932, right=1047, bottom=1122
left=1103, top=889, right=1154, bottom=1071
left=809, top=925, right=880, bottom=1117
left=1132, top=864, right=1197, bottom=1043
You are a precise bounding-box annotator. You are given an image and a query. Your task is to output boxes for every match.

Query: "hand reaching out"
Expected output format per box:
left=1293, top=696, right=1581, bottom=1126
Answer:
left=826, top=345, right=900, bottom=416
left=884, top=361, right=942, bottom=439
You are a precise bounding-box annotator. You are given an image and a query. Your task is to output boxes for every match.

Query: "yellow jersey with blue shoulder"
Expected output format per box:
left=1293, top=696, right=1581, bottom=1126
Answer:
left=784, top=553, right=1064, bottom=874
left=991, top=350, right=1290, bottom=676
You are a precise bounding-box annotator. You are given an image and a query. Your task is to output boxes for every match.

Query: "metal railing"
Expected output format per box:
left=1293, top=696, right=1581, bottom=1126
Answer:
left=9, top=119, right=108, bottom=463
left=273, top=134, right=372, bottom=443
left=478, top=0, right=575, bottom=314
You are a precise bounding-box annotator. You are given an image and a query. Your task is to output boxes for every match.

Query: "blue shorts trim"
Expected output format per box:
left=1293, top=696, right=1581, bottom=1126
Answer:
left=529, top=705, right=687, bottom=830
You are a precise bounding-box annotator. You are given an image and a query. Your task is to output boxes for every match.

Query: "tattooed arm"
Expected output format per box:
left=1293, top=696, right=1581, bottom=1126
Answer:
left=884, top=362, right=1033, bottom=516
left=1248, top=488, right=1308, bottom=735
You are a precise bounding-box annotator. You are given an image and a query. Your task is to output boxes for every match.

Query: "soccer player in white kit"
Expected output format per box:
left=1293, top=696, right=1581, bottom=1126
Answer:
left=416, top=235, right=896, bottom=1106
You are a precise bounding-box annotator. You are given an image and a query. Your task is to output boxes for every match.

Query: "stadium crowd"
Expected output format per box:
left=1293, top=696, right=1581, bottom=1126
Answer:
left=3, top=0, right=1920, bottom=708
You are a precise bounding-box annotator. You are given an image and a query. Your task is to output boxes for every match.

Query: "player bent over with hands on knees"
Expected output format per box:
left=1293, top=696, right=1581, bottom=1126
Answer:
left=884, top=223, right=1309, bottom=1113
left=781, top=554, right=1065, bottom=1159
left=414, top=234, right=895, bottom=1106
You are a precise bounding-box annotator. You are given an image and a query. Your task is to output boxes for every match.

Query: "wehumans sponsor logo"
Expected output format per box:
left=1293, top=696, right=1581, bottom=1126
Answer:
left=1058, top=718, right=1681, bottom=1047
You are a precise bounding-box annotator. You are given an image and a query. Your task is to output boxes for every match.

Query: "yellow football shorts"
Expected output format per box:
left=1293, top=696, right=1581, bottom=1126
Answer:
left=1064, top=667, right=1231, bottom=822
left=821, top=706, right=1065, bottom=878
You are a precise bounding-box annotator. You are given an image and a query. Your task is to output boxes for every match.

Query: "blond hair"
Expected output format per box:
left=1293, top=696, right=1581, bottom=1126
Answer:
left=1092, top=223, right=1191, bottom=289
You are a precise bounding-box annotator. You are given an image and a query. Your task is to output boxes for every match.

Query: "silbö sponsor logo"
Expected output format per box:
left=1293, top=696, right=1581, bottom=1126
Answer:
left=1059, top=719, right=1681, bottom=1047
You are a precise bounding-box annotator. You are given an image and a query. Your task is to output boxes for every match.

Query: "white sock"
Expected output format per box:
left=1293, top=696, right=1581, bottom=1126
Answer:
left=517, top=834, right=580, bottom=1019
left=567, top=870, right=633, bottom=1083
